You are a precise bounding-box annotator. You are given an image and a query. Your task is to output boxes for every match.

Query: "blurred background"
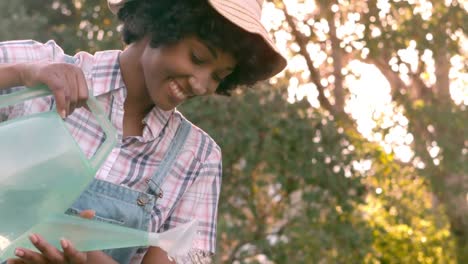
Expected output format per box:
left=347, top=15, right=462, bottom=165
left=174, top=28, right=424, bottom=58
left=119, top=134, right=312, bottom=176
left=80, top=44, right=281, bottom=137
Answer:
left=0, top=0, right=466, bottom=263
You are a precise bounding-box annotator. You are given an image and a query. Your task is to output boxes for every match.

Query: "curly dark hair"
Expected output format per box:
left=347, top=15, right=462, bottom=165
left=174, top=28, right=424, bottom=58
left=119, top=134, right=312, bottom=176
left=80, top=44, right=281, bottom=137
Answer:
left=117, top=0, right=277, bottom=95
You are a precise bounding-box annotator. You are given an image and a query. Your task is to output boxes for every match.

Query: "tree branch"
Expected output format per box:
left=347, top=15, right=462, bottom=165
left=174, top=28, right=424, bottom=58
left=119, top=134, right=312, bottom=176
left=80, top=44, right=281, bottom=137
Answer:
left=434, top=45, right=451, bottom=102
left=408, top=60, right=431, bottom=100
left=281, top=2, right=335, bottom=114
left=326, top=1, right=345, bottom=113
left=366, top=56, right=408, bottom=98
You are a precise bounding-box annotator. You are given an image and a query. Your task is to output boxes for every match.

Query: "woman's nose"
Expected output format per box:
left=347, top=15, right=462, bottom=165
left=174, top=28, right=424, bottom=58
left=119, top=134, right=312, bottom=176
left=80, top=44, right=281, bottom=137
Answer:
left=188, top=71, right=214, bottom=96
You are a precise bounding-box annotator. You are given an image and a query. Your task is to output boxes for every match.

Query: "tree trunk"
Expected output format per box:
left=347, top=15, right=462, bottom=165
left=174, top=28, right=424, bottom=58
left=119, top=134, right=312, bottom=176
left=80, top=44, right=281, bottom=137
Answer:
left=371, top=53, right=468, bottom=262
left=327, top=6, right=345, bottom=113
left=436, top=172, right=468, bottom=263
left=434, top=45, right=451, bottom=102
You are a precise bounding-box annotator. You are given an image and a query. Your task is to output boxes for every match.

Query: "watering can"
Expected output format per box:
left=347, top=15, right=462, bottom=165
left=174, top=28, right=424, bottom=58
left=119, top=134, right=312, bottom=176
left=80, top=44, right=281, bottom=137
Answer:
left=0, top=85, right=117, bottom=254
left=1, top=214, right=198, bottom=261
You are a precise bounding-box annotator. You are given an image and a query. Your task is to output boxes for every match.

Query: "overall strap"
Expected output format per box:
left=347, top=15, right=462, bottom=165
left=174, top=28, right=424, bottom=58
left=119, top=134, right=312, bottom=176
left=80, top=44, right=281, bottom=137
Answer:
left=146, top=118, right=191, bottom=196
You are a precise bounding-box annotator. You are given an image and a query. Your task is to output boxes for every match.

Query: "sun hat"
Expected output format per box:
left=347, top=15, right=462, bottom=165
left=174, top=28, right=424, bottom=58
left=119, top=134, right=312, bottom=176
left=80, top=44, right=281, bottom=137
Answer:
left=108, top=0, right=287, bottom=80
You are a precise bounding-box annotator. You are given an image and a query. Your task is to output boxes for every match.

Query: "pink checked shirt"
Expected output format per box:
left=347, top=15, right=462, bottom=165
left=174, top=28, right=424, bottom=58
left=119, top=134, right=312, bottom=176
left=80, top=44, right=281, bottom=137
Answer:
left=0, top=40, right=222, bottom=263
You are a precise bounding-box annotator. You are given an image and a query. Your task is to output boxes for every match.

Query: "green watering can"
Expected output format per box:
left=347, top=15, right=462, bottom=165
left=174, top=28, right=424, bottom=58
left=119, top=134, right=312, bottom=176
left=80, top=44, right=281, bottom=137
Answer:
left=1, top=214, right=198, bottom=261
left=0, top=85, right=117, bottom=254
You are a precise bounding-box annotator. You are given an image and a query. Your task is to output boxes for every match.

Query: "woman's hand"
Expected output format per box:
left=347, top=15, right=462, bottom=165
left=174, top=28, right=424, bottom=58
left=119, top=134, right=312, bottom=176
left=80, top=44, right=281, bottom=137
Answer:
left=20, top=61, right=89, bottom=118
left=7, top=210, right=95, bottom=264
left=7, top=234, right=86, bottom=264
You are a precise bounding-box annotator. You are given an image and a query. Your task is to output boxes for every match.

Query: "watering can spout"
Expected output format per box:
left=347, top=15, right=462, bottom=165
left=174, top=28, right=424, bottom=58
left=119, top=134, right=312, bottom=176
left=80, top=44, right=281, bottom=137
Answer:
left=0, top=215, right=198, bottom=261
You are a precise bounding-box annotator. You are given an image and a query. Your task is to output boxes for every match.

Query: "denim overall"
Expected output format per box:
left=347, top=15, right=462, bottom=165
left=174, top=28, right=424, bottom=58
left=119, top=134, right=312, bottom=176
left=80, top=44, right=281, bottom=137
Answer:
left=64, top=118, right=191, bottom=263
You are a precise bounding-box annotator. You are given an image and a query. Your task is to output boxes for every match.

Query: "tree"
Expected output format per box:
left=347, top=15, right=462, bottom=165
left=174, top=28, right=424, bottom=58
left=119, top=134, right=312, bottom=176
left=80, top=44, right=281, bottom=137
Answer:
left=0, top=0, right=122, bottom=53
left=180, top=85, right=371, bottom=263
left=270, top=0, right=466, bottom=261
left=0, top=1, right=48, bottom=40
left=1, top=0, right=464, bottom=262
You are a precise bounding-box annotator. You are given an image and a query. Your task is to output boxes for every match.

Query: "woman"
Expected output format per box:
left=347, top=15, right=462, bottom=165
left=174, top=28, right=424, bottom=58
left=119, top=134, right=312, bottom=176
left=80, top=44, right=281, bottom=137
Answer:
left=0, top=0, right=286, bottom=263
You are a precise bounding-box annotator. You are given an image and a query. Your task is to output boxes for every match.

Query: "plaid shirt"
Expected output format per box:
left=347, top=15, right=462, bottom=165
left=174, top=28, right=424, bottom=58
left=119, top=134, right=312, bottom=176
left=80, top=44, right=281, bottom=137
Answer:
left=0, top=40, right=222, bottom=263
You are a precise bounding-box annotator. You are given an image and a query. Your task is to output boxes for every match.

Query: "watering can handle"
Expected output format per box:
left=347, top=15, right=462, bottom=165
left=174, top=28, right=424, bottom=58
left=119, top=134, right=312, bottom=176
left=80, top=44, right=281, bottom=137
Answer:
left=0, top=84, right=117, bottom=171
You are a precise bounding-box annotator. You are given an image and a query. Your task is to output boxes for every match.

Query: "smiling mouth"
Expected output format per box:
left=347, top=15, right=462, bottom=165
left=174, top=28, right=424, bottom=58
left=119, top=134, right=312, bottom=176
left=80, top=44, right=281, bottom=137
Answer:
left=169, top=79, right=187, bottom=101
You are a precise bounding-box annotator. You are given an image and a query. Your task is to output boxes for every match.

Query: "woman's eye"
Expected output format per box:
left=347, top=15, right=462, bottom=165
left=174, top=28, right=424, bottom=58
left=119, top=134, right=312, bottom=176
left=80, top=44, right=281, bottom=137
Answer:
left=212, top=74, right=223, bottom=83
left=190, top=52, right=205, bottom=65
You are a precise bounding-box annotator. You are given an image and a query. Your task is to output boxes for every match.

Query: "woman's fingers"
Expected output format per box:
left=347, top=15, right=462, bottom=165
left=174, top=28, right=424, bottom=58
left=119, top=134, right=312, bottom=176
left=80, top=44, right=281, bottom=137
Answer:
left=6, top=258, right=27, bottom=264
left=49, top=82, right=68, bottom=118
left=32, top=62, right=88, bottom=118
left=61, top=239, right=87, bottom=264
left=12, top=247, right=50, bottom=264
left=9, top=236, right=89, bottom=264
left=63, top=79, right=71, bottom=117
left=68, top=71, right=79, bottom=114
left=27, top=234, right=66, bottom=263
left=76, top=67, right=89, bottom=109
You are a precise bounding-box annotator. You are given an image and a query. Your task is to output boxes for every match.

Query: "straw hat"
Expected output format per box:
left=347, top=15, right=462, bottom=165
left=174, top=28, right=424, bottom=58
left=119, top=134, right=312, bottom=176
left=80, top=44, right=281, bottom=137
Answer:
left=108, top=0, right=287, bottom=80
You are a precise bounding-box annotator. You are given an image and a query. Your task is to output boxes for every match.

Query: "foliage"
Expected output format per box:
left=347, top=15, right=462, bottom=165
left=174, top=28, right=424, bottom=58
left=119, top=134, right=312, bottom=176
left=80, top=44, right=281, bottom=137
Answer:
left=266, top=0, right=466, bottom=262
left=179, top=85, right=371, bottom=263
left=0, top=1, right=48, bottom=40
left=0, top=0, right=465, bottom=263
left=0, top=0, right=121, bottom=53
left=358, top=1, right=467, bottom=261
left=361, top=155, right=456, bottom=263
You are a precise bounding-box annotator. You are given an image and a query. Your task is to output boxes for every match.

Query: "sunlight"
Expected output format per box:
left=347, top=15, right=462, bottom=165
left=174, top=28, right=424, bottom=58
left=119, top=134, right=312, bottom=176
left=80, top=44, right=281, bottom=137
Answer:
left=412, top=0, right=433, bottom=20
left=450, top=54, right=468, bottom=105
left=264, top=0, right=466, bottom=164
left=0, top=235, right=10, bottom=250
left=344, top=61, right=392, bottom=137
left=344, top=61, right=415, bottom=162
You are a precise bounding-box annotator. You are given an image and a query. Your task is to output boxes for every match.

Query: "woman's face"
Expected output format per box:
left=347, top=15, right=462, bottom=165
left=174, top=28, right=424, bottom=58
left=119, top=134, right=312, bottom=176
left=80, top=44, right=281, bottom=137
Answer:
left=140, top=36, right=236, bottom=111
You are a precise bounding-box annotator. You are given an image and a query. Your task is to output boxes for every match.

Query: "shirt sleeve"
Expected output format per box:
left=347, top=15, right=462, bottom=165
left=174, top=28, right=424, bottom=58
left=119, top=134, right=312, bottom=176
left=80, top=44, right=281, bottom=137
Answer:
left=157, top=145, right=223, bottom=263
left=0, top=39, right=67, bottom=119
left=0, top=39, right=66, bottom=64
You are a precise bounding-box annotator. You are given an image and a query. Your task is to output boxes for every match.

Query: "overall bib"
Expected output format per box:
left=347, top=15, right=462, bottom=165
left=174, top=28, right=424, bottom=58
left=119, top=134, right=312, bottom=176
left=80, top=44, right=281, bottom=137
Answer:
left=65, top=118, right=191, bottom=263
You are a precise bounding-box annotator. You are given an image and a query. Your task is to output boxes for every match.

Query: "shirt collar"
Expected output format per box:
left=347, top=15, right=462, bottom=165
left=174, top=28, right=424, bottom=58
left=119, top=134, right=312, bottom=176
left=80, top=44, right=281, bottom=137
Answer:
left=142, top=106, right=174, bottom=141
left=91, top=50, right=125, bottom=97
left=91, top=50, right=174, bottom=141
